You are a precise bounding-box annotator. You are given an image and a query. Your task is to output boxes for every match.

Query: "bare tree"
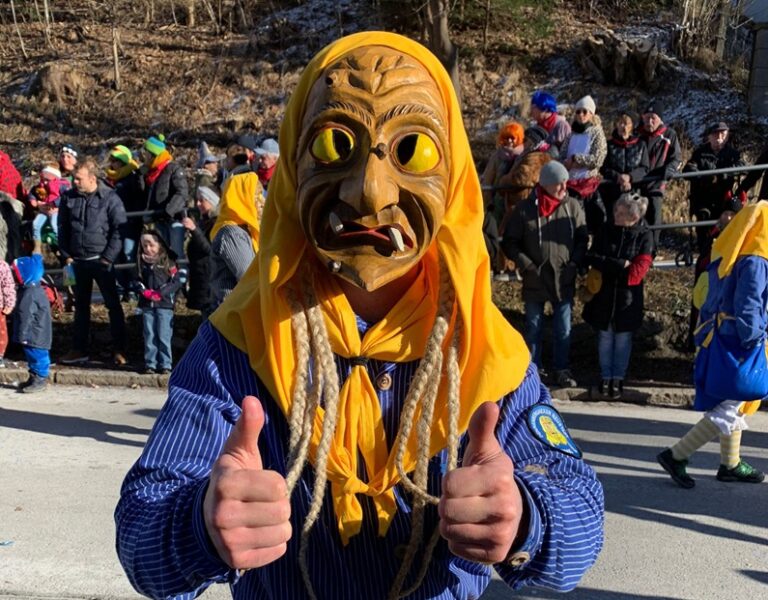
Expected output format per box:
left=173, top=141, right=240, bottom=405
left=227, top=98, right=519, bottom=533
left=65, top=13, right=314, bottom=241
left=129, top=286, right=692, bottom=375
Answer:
left=9, top=0, right=28, bottom=59
left=423, top=0, right=462, bottom=106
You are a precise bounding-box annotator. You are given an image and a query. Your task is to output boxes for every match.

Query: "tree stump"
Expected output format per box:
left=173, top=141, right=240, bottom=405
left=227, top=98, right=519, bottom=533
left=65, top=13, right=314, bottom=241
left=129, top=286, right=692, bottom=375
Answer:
left=578, top=30, right=663, bottom=89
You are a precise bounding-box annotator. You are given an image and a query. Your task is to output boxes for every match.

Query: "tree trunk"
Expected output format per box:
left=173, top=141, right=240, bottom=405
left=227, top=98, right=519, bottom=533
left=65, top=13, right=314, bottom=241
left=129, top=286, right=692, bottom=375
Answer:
left=112, top=26, right=121, bottom=91
left=425, top=0, right=461, bottom=107
left=9, top=0, right=28, bottom=60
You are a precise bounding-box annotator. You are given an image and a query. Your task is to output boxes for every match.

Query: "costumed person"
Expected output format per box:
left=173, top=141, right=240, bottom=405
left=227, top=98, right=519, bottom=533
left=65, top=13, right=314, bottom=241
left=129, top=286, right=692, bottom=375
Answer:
left=502, top=161, right=588, bottom=388
left=529, top=91, right=571, bottom=153
left=11, top=254, right=52, bottom=394
left=209, top=171, right=263, bottom=308
left=115, top=32, right=604, bottom=600
left=106, top=145, right=144, bottom=297
left=28, top=163, right=71, bottom=253
left=657, top=201, right=768, bottom=488
left=559, top=95, right=607, bottom=233
left=141, top=134, right=189, bottom=260
left=582, top=193, right=653, bottom=399
left=134, top=231, right=185, bottom=375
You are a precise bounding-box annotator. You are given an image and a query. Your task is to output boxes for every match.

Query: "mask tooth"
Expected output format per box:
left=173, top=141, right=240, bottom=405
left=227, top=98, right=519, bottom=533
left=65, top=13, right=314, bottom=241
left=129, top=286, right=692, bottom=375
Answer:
left=328, top=260, right=342, bottom=273
left=329, top=212, right=344, bottom=234
left=388, top=227, right=405, bottom=252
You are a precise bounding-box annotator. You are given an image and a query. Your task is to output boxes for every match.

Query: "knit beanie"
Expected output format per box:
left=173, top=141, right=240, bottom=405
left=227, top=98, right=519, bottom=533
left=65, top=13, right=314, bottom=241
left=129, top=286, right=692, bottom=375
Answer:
left=41, top=165, right=62, bottom=179
left=575, top=95, right=596, bottom=114
left=643, top=99, right=665, bottom=121
left=539, top=161, right=569, bottom=186
left=110, top=145, right=134, bottom=165
left=196, top=186, right=220, bottom=209
left=524, top=125, right=548, bottom=146
left=60, top=143, right=78, bottom=159
left=531, top=91, right=558, bottom=113
left=143, top=134, right=167, bottom=156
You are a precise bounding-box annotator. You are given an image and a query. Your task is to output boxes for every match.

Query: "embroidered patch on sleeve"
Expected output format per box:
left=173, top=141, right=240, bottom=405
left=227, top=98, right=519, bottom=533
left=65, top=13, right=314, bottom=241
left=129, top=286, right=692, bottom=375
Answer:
left=526, top=404, right=583, bottom=458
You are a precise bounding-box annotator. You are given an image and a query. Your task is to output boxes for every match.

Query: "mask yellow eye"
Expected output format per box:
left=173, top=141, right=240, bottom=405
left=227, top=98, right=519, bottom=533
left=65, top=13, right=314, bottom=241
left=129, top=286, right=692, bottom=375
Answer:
left=310, top=127, right=355, bottom=164
left=394, top=133, right=440, bottom=173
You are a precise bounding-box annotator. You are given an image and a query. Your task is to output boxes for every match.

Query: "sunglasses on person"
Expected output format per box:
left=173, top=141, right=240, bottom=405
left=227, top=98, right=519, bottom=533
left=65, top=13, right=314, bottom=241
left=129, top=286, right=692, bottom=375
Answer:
left=575, top=109, right=590, bottom=115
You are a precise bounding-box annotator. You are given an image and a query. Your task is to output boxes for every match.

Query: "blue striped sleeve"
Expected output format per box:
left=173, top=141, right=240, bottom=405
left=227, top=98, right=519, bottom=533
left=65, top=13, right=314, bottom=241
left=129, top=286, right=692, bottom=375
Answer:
left=492, top=367, right=605, bottom=591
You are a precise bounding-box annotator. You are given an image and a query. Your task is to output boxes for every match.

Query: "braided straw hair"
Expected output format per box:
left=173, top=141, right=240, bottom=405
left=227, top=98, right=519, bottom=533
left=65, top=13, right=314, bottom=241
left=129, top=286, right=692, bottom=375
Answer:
left=285, top=255, right=462, bottom=600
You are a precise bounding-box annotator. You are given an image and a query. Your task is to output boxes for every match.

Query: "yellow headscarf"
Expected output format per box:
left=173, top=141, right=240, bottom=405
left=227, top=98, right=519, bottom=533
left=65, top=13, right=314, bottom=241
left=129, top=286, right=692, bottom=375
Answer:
left=210, top=172, right=263, bottom=251
left=210, top=31, right=529, bottom=543
left=713, top=201, right=768, bottom=279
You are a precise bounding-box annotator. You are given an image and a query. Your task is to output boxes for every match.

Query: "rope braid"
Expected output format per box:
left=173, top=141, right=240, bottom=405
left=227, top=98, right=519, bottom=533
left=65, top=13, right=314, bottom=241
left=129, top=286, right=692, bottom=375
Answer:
left=388, top=257, right=462, bottom=600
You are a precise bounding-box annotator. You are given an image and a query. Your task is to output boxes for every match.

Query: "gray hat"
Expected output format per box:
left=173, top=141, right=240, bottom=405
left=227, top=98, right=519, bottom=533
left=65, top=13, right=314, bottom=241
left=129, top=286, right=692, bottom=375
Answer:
left=574, top=95, right=596, bottom=114
left=254, top=138, right=279, bottom=157
left=539, top=161, right=569, bottom=186
left=196, top=186, right=220, bottom=208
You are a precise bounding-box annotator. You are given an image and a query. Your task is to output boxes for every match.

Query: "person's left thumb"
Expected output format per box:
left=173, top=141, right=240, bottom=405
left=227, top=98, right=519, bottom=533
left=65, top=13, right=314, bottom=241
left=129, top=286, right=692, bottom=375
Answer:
left=462, top=402, right=504, bottom=467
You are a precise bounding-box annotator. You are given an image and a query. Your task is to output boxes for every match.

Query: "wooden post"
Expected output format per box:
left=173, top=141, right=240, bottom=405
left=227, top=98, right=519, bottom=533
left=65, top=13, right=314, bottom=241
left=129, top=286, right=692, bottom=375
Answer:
left=112, top=26, right=121, bottom=91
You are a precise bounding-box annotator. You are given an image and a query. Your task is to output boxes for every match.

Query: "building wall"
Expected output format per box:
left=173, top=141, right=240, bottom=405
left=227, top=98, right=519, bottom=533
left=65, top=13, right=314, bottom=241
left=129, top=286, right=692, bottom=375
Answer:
left=749, top=27, right=768, bottom=116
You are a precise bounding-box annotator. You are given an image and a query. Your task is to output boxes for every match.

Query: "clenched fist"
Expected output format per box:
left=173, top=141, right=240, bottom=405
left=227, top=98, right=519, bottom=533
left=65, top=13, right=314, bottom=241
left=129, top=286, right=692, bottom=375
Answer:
left=203, top=396, right=292, bottom=569
left=438, top=402, right=525, bottom=564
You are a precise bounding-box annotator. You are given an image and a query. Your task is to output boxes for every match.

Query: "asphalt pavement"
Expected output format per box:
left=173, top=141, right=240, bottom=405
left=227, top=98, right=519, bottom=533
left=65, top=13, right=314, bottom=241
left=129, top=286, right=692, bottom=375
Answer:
left=0, top=385, right=766, bottom=600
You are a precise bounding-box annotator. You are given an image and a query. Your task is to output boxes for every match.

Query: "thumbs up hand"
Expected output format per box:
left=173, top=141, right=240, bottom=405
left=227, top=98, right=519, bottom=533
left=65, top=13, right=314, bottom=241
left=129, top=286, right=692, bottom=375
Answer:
left=203, top=396, right=292, bottom=569
left=438, top=402, right=524, bottom=564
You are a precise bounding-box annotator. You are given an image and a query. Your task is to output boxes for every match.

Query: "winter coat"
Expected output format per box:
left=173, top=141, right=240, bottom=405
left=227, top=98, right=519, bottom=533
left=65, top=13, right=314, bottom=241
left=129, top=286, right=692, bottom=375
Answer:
left=185, top=214, right=216, bottom=311
left=684, top=142, right=743, bottom=220
left=736, top=145, right=768, bottom=202
left=600, top=132, right=650, bottom=208
left=0, top=197, right=22, bottom=263
left=559, top=117, right=608, bottom=180
left=0, top=261, right=16, bottom=312
left=501, top=190, right=588, bottom=303
left=638, top=124, right=682, bottom=197
left=145, top=161, right=189, bottom=221
left=582, top=219, right=654, bottom=332
left=58, top=182, right=127, bottom=263
left=12, top=256, right=51, bottom=350
left=111, top=171, right=145, bottom=239
left=136, top=260, right=184, bottom=311
left=0, top=150, right=24, bottom=201
left=497, top=150, right=553, bottom=210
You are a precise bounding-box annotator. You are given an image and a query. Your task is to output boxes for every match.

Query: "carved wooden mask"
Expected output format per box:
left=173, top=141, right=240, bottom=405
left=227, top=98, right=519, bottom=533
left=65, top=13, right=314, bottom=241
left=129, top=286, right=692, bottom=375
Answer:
left=296, top=46, right=450, bottom=291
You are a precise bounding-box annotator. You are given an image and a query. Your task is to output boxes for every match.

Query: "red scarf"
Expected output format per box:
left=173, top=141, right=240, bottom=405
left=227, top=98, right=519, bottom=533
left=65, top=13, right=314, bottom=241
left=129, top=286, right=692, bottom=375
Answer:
left=567, top=177, right=601, bottom=199
left=539, top=112, right=558, bottom=133
left=535, top=184, right=561, bottom=218
left=257, top=163, right=276, bottom=187
left=611, top=132, right=640, bottom=148
left=145, top=155, right=172, bottom=186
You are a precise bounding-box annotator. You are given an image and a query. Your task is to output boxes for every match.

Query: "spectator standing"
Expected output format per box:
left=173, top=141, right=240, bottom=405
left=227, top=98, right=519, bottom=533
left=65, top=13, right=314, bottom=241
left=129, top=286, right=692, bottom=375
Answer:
left=253, top=138, right=279, bottom=191
left=482, top=122, right=525, bottom=226
left=58, top=158, right=128, bottom=366
left=0, top=191, right=23, bottom=264
left=735, top=143, right=768, bottom=201
left=529, top=91, right=571, bottom=153
left=223, top=141, right=253, bottom=178
left=600, top=113, right=649, bottom=215
left=11, top=255, right=51, bottom=393
left=658, top=201, right=768, bottom=488
left=106, top=145, right=144, bottom=295
left=0, top=148, right=25, bottom=201
left=28, top=163, right=71, bottom=253
left=684, top=122, right=744, bottom=256
left=135, top=231, right=185, bottom=374
left=182, top=186, right=220, bottom=317
left=637, top=100, right=682, bottom=251
left=58, top=144, right=78, bottom=182
left=502, top=161, right=588, bottom=388
left=194, top=142, right=222, bottom=195
left=0, top=256, right=16, bottom=368
left=583, top=193, right=653, bottom=399
left=141, top=134, right=188, bottom=259
left=498, top=125, right=554, bottom=217
left=209, top=172, right=262, bottom=308
left=560, top=95, right=607, bottom=232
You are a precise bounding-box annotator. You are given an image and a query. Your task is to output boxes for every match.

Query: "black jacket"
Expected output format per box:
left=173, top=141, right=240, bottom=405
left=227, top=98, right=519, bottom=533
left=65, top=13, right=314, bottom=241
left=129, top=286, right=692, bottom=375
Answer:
left=185, top=216, right=215, bottom=310
left=136, top=260, right=184, bottom=310
left=684, top=142, right=743, bottom=220
left=0, top=201, right=22, bottom=263
left=111, top=172, right=145, bottom=238
left=638, top=125, right=682, bottom=197
left=13, top=284, right=52, bottom=350
left=582, top=220, right=653, bottom=332
left=145, top=161, right=189, bottom=221
left=58, top=182, right=126, bottom=263
left=736, top=145, right=768, bottom=202
left=600, top=133, right=650, bottom=196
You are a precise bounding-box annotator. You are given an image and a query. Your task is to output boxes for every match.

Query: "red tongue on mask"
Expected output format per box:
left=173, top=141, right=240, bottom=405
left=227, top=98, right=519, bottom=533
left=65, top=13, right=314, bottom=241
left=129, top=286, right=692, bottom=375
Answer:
left=337, top=224, right=413, bottom=248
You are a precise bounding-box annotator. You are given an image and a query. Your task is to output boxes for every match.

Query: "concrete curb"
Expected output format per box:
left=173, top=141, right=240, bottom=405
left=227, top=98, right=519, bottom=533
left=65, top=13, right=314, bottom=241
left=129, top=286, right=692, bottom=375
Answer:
left=0, top=366, right=170, bottom=388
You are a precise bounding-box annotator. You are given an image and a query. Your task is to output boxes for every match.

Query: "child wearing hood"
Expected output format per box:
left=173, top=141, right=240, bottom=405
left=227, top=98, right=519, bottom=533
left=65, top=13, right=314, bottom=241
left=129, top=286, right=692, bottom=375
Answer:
left=11, top=255, right=51, bottom=393
left=134, top=230, right=185, bottom=374
left=28, top=163, right=71, bottom=253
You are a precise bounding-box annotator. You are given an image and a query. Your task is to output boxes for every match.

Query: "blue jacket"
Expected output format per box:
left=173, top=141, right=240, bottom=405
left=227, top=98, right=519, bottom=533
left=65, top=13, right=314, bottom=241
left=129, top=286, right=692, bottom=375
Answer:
left=12, top=255, right=51, bottom=350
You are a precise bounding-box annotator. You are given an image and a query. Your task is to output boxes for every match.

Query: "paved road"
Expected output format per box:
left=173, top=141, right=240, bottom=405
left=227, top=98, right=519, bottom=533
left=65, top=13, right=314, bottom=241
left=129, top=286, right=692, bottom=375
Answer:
left=1, top=385, right=766, bottom=599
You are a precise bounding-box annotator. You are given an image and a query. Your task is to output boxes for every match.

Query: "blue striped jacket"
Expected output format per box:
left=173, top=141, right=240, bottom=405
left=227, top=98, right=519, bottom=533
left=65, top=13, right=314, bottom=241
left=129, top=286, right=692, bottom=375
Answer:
left=115, top=321, right=604, bottom=599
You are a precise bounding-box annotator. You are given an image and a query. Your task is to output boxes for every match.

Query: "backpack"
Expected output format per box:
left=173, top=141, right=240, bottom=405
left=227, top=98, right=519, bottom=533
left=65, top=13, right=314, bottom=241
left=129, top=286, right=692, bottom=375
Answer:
left=41, top=274, right=64, bottom=318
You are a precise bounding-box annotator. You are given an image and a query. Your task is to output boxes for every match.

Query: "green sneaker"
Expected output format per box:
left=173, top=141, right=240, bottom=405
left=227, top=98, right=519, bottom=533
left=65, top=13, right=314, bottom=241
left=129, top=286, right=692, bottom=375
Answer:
left=657, top=448, right=695, bottom=489
left=716, top=461, right=765, bottom=483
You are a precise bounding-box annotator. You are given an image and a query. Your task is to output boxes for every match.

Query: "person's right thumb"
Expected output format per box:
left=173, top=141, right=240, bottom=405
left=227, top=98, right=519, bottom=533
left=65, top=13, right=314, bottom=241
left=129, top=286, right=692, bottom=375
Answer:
left=221, top=395, right=265, bottom=470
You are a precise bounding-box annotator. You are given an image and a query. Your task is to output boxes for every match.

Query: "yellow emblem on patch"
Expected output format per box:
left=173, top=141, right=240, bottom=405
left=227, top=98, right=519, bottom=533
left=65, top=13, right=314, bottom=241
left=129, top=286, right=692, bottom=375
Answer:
left=526, top=404, right=582, bottom=458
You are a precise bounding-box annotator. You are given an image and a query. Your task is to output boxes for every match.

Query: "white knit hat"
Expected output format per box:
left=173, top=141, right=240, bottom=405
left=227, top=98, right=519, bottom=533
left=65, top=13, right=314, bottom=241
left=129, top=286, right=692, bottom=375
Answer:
left=574, top=95, right=596, bottom=114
